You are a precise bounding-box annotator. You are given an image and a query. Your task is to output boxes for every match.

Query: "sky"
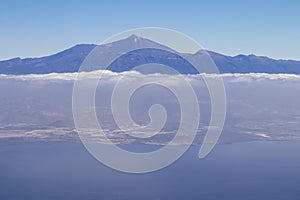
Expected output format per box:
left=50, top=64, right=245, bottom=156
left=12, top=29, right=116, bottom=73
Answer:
left=0, top=0, right=299, bottom=60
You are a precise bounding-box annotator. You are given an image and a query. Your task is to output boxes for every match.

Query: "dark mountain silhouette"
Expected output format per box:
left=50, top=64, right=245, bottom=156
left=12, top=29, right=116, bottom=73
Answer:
left=1, top=35, right=300, bottom=74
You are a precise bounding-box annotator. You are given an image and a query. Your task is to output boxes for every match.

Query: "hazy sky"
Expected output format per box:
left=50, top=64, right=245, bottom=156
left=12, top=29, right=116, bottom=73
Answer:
left=1, top=0, right=299, bottom=60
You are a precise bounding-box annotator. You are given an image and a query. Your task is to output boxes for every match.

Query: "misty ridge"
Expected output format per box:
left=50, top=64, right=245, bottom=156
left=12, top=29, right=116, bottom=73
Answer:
left=1, top=35, right=300, bottom=75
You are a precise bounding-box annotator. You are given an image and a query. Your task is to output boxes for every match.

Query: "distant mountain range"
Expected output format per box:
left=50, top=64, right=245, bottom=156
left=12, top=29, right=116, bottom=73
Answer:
left=1, top=35, right=300, bottom=75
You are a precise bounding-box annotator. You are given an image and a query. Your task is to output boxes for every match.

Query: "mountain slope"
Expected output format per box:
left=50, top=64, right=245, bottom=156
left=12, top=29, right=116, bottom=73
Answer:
left=0, top=44, right=96, bottom=74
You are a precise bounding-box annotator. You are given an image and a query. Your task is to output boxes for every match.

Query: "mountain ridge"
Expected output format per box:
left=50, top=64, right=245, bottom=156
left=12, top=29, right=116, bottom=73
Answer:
left=1, top=35, right=300, bottom=74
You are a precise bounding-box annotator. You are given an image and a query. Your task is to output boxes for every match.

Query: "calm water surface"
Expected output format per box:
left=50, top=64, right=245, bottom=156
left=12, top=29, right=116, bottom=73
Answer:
left=0, top=141, right=300, bottom=199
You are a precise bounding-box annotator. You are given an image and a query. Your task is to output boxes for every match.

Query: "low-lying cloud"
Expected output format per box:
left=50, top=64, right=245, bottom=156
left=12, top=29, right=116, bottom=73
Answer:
left=1, top=70, right=300, bottom=82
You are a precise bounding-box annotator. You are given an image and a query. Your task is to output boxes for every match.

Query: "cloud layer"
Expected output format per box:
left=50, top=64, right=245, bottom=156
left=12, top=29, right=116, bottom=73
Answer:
left=1, top=70, right=300, bottom=82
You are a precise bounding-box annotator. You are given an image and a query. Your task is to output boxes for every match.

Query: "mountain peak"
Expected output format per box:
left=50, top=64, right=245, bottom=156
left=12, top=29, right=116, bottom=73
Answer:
left=101, top=34, right=173, bottom=53
left=126, top=34, right=144, bottom=44
left=123, top=34, right=151, bottom=43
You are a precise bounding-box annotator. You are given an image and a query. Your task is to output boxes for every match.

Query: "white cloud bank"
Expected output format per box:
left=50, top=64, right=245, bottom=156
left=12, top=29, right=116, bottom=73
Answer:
left=0, top=70, right=300, bottom=82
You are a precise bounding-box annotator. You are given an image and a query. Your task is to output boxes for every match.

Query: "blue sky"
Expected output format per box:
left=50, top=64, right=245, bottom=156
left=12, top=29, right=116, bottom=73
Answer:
left=0, top=0, right=299, bottom=60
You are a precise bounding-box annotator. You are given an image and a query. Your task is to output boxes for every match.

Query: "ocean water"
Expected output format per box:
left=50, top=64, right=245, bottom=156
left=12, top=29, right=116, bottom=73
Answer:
left=0, top=141, right=300, bottom=199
